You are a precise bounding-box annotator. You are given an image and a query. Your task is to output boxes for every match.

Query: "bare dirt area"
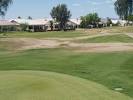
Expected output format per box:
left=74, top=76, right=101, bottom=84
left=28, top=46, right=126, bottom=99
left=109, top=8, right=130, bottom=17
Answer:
left=126, top=33, right=133, bottom=38
left=68, top=43, right=133, bottom=53
left=1, top=37, right=133, bottom=53
left=0, top=38, right=62, bottom=50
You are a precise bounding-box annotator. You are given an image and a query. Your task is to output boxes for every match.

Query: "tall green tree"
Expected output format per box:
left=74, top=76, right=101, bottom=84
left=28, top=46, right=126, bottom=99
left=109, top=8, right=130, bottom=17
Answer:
left=114, top=0, right=133, bottom=20
left=80, top=13, right=100, bottom=28
left=50, top=4, right=71, bottom=30
left=0, top=0, right=12, bottom=17
left=127, top=15, right=133, bottom=21
left=128, top=0, right=133, bottom=15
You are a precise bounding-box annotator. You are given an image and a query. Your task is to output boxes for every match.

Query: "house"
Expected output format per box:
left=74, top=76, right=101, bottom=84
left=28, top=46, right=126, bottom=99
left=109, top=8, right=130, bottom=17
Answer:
left=0, top=20, right=19, bottom=32
left=10, top=18, right=81, bottom=32
left=47, top=18, right=81, bottom=31
left=68, top=18, right=81, bottom=28
left=100, top=18, right=108, bottom=27
left=111, top=19, right=119, bottom=25
left=28, top=19, right=50, bottom=32
left=11, top=19, right=50, bottom=32
left=118, top=20, right=128, bottom=26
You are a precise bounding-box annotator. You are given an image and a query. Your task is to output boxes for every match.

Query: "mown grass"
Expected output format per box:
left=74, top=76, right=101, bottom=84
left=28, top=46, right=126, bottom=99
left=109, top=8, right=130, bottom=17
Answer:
left=0, top=26, right=132, bottom=39
left=75, top=34, right=133, bottom=43
left=1, top=31, right=87, bottom=38
left=0, top=48, right=133, bottom=98
left=0, top=71, right=132, bottom=100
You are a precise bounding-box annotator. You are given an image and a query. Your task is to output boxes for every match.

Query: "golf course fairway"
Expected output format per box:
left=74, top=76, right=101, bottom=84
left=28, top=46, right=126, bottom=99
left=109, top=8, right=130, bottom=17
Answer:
left=0, top=71, right=132, bottom=100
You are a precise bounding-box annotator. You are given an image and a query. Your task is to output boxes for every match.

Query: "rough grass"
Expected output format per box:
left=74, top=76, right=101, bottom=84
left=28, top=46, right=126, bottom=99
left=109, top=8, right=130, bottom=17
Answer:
left=75, top=34, right=133, bottom=43
left=0, top=48, right=133, bottom=98
left=0, top=70, right=132, bottom=100
left=78, top=26, right=133, bottom=34
left=103, top=26, right=133, bottom=33
left=0, top=26, right=132, bottom=39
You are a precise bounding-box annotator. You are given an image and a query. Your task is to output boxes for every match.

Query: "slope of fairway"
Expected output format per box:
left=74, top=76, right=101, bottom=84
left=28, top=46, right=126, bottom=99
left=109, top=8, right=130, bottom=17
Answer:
left=0, top=49, right=133, bottom=97
left=0, top=70, right=132, bottom=100
left=75, top=34, right=133, bottom=43
left=4, top=31, right=86, bottom=38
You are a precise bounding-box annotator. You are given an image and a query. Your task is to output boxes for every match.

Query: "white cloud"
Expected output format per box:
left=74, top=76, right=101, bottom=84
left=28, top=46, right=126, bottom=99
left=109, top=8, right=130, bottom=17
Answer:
left=88, top=1, right=103, bottom=5
left=87, top=0, right=116, bottom=6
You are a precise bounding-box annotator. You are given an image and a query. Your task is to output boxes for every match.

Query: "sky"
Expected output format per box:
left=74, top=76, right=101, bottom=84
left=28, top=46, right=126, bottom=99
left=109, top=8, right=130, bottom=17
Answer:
left=5, top=0, right=118, bottom=19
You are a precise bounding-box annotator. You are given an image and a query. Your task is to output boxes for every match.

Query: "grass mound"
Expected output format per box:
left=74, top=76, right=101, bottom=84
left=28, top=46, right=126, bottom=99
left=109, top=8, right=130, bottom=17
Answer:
left=0, top=70, right=132, bottom=100
left=75, top=34, right=133, bottom=43
left=0, top=49, right=133, bottom=97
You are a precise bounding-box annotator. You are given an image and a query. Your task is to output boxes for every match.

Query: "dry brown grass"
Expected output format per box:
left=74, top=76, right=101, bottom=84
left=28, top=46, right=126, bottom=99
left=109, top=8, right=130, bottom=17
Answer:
left=77, top=26, right=133, bottom=34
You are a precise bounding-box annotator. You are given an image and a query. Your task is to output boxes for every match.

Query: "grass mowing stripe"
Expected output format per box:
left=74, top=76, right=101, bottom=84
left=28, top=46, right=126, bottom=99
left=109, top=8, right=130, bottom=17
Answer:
left=0, top=49, right=133, bottom=98
left=0, top=70, right=132, bottom=100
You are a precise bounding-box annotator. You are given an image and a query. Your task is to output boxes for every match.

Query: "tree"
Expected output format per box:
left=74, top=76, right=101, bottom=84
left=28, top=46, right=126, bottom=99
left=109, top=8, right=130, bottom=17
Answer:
left=80, top=13, right=100, bottom=28
left=50, top=4, right=71, bottom=31
left=28, top=16, right=32, bottom=20
left=128, top=0, right=133, bottom=15
left=0, top=0, right=12, bottom=17
left=49, top=20, right=54, bottom=31
left=18, top=16, right=21, bottom=19
left=127, top=15, right=133, bottom=21
left=114, top=0, right=133, bottom=20
left=20, top=24, right=28, bottom=31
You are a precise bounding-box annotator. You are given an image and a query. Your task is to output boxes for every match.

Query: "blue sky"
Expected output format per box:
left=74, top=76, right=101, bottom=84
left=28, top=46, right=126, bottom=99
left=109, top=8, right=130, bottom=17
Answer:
left=5, top=0, right=118, bottom=19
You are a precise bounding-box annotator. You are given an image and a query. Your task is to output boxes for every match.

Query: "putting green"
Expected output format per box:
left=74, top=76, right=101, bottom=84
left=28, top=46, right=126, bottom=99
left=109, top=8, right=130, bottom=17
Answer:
left=0, top=71, right=132, bottom=100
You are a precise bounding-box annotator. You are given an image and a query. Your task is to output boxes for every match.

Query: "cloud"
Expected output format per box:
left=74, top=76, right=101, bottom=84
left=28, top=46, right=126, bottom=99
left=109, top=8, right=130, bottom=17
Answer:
left=88, top=1, right=103, bottom=5
left=87, top=0, right=116, bottom=6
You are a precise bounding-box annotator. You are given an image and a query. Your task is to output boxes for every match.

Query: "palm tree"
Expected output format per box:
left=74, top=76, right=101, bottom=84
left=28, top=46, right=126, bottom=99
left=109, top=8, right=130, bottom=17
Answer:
left=0, top=0, right=13, bottom=17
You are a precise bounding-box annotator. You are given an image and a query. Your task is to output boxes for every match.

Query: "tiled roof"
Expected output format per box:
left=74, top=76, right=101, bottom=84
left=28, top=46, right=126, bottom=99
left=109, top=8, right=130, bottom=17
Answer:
left=0, top=20, right=19, bottom=26
left=69, top=19, right=81, bottom=25
left=12, top=19, right=50, bottom=25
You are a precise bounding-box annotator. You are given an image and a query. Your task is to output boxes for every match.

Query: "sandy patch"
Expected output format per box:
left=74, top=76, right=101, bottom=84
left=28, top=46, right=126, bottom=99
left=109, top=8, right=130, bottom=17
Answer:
left=1, top=38, right=133, bottom=53
left=68, top=43, right=133, bottom=52
left=0, top=38, right=61, bottom=50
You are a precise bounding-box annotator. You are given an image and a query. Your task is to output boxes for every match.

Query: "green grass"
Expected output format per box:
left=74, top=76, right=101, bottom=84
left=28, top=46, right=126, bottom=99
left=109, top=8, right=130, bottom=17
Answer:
left=0, top=26, right=133, bottom=38
left=75, top=34, right=133, bottom=43
left=0, top=48, right=133, bottom=98
left=1, top=31, right=87, bottom=38
left=0, top=70, right=132, bottom=100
